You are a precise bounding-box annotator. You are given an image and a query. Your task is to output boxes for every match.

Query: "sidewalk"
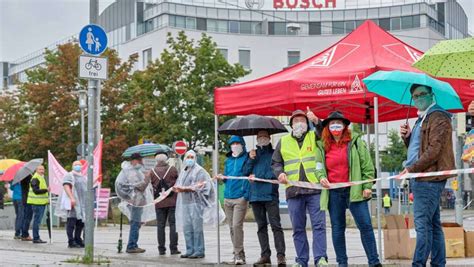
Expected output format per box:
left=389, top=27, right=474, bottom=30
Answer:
left=1, top=221, right=473, bottom=266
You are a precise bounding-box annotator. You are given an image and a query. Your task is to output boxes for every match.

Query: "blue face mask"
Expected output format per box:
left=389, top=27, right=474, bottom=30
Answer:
left=73, top=165, right=82, bottom=172
left=184, top=159, right=195, bottom=167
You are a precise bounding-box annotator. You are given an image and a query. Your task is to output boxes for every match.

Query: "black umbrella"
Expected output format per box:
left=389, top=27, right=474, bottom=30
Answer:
left=218, top=115, right=288, bottom=136
left=46, top=208, right=52, bottom=243
left=12, top=158, right=43, bottom=185
left=117, top=213, right=123, bottom=253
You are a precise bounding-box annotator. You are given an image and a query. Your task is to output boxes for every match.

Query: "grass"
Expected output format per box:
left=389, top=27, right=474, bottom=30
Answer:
left=63, top=255, right=111, bottom=265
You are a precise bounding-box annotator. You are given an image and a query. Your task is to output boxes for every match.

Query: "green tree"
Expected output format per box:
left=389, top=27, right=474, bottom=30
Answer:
left=381, top=129, right=407, bottom=172
left=126, top=31, right=249, bottom=149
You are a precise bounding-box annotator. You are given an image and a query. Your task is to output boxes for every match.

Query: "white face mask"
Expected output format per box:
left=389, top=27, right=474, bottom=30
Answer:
left=292, top=122, right=308, bottom=138
left=231, top=144, right=243, bottom=156
left=256, top=136, right=270, bottom=147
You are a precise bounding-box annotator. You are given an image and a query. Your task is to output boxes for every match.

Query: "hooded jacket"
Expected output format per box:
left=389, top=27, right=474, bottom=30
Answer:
left=403, top=105, right=455, bottom=181
left=243, top=144, right=278, bottom=202
left=223, top=135, right=250, bottom=200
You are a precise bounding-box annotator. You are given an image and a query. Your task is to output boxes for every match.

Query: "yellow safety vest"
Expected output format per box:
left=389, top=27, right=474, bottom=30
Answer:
left=27, top=173, right=49, bottom=205
left=281, top=131, right=318, bottom=188
left=383, top=195, right=391, bottom=208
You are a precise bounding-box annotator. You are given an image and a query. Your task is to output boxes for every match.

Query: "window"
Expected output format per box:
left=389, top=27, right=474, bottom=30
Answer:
left=269, top=22, right=286, bottom=35
left=401, top=16, right=413, bottom=29
left=240, top=21, right=251, bottom=34
left=288, top=51, right=300, bottom=66
left=345, top=21, right=355, bottom=33
left=391, top=17, right=401, bottom=30
left=252, top=22, right=263, bottom=34
left=229, top=21, right=239, bottom=33
left=412, top=15, right=420, bottom=28
left=217, top=20, right=228, bottom=32
left=196, top=18, right=206, bottom=31
left=207, top=19, right=218, bottom=32
left=186, top=17, right=196, bottom=29
left=218, top=48, right=228, bottom=61
left=142, top=48, right=152, bottom=69
left=379, top=18, right=390, bottom=30
left=332, top=21, right=345, bottom=34
left=309, top=22, right=321, bottom=35
left=175, top=15, right=186, bottom=28
left=239, top=49, right=251, bottom=69
left=131, top=52, right=139, bottom=71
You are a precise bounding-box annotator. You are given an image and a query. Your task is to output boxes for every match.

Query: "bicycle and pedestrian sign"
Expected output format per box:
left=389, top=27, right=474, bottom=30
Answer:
left=78, top=24, right=108, bottom=80
left=79, top=55, right=108, bottom=80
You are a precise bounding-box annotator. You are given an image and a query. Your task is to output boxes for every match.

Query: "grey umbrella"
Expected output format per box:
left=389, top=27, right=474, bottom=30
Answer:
left=12, top=158, right=43, bottom=185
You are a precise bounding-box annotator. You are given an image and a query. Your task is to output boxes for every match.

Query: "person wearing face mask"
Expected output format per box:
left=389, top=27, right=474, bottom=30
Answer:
left=115, top=153, right=153, bottom=254
left=242, top=130, right=286, bottom=266
left=57, top=161, right=87, bottom=248
left=27, top=165, right=49, bottom=244
left=399, top=84, right=455, bottom=267
left=315, top=111, right=381, bottom=267
left=214, top=135, right=250, bottom=265
left=174, top=150, right=222, bottom=259
left=271, top=109, right=327, bottom=267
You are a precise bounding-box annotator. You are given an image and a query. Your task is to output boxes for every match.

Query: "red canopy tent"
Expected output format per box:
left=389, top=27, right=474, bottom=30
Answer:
left=214, top=20, right=473, bottom=123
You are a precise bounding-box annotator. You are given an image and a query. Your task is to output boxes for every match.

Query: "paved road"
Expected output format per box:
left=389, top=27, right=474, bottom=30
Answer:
left=1, top=217, right=474, bottom=266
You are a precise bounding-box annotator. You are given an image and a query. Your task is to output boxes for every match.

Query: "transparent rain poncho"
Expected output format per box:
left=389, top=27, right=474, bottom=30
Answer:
left=55, top=171, right=87, bottom=221
left=175, top=160, right=225, bottom=230
left=115, top=161, right=155, bottom=223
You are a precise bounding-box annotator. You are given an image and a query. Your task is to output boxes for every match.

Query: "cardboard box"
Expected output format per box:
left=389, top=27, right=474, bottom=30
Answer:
left=442, top=223, right=465, bottom=258
left=384, top=215, right=416, bottom=259
left=464, top=231, right=474, bottom=257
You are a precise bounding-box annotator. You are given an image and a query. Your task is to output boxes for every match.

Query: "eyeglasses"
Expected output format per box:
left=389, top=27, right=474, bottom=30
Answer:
left=412, top=92, right=431, bottom=100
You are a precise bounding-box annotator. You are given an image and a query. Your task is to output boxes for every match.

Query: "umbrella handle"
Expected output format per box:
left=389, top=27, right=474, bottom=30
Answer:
left=405, top=97, right=413, bottom=126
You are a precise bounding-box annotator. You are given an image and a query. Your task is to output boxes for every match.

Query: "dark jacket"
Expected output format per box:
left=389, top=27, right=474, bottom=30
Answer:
left=243, top=144, right=278, bottom=202
left=403, top=106, right=455, bottom=181
left=223, top=135, right=250, bottom=200
left=21, top=175, right=32, bottom=205
left=151, top=161, right=179, bottom=209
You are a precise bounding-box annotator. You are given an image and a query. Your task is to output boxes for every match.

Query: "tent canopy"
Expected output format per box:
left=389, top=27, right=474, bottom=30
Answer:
left=214, top=20, right=472, bottom=123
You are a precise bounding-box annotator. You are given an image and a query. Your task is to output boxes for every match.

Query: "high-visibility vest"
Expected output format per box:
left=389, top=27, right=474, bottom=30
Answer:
left=281, top=131, right=318, bottom=188
left=383, top=195, right=391, bottom=207
left=27, top=173, right=49, bottom=205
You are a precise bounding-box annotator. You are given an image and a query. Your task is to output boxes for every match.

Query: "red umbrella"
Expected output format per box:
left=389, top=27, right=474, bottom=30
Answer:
left=0, top=162, right=25, bottom=182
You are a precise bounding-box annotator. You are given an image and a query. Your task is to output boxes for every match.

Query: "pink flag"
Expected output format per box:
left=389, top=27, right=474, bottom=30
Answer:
left=48, top=151, right=68, bottom=195
left=81, top=140, right=103, bottom=185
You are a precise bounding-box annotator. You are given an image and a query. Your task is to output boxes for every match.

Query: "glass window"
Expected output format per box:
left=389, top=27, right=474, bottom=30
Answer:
left=390, top=6, right=401, bottom=17
left=402, top=5, right=412, bottom=16
left=391, top=17, right=401, bottom=30
left=252, top=22, right=262, bottom=34
left=217, top=20, right=228, bottom=33
left=309, top=22, right=321, bottom=35
left=379, top=7, right=390, bottom=17
left=344, top=10, right=355, bottom=20
left=239, top=49, right=251, bottom=69
left=333, top=10, right=344, bottom=20
left=229, top=21, right=239, bottom=33
left=356, top=9, right=367, bottom=20
left=345, top=21, right=355, bottom=33
left=367, top=8, right=378, bottom=19
left=186, top=5, right=196, bottom=16
left=169, top=15, right=176, bottom=27
left=401, top=16, right=413, bottom=29
left=207, top=19, right=218, bottom=32
left=269, top=22, right=286, bottom=35
left=143, top=48, right=152, bottom=69
left=379, top=18, right=390, bottom=30
left=240, top=21, right=251, bottom=34
left=197, top=18, right=206, bottom=31
left=186, top=17, right=196, bottom=29
left=356, top=20, right=365, bottom=27
left=175, top=15, right=186, bottom=28
left=332, top=21, right=345, bottom=34
left=218, top=48, right=228, bottom=61
left=288, top=51, right=300, bottom=66
left=413, top=15, right=420, bottom=28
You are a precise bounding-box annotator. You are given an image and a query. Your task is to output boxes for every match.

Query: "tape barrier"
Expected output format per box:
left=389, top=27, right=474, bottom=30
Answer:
left=116, top=168, right=474, bottom=208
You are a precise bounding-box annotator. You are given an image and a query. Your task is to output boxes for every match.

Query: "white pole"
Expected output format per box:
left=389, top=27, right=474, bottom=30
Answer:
left=49, top=193, right=53, bottom=244
left=213, top=114, right=221, bottom=264
left=94, top=183, right=101, bottom=244
left=374, top=97, right=383, bottom=259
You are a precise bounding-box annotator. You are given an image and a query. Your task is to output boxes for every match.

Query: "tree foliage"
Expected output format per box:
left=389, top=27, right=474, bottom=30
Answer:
left=381, top=129, right=407, bottom=172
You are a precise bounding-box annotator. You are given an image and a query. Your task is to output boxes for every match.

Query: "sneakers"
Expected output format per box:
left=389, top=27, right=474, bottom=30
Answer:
left=68, top=243, right=81, bottom=248
left=188, top=254, right=205, bottom=259
left=235, top=255, right=246, bottom=265
left=316, top=258, right=328, bottom=266
left=126, top=247, right=146, bottom=254
left=21, top=236, right=32, bottom=241
left=14, top=235, right=21, bottom=240
left=170, top=250, right=181, bottom=255
left=253, top=256, right=271, bottom=266
left=32, top=239, right=47, bottom=244
left=277, top=255, right=287, bottom=266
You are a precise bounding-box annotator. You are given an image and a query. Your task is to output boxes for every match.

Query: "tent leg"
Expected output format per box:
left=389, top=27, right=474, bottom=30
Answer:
left=213, top=114, right=221, bottom=264
left=374, top=97, right=383, bottom=259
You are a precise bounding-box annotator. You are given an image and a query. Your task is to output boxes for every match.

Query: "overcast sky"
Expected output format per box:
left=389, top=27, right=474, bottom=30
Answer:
left=0, top=0, right=472, bottom=62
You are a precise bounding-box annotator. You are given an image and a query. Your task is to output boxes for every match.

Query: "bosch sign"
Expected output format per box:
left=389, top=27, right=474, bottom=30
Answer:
left=273, top=0, right=337, bottom=9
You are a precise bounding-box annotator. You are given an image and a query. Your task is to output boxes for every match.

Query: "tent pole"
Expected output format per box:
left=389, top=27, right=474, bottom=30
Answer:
left=213, top=114, right=221, bottom=264
left=374, top=97, right=383, bottom=259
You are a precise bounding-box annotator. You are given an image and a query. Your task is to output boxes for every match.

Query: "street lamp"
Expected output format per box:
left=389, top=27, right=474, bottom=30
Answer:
left=78, top=90, right=87, bottom=159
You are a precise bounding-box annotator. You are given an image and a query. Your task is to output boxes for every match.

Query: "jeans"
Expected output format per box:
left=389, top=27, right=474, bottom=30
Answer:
left=287, top=193, right=327, bottom=267
left=156, top=207, right=178, bottom=253
left=183, top=203, right=205, bottom=256
left=31, top=205, right=46, bottom=241
left=13, top=200, right=24, bottom=237
left=251, top=200, right=286, bottom=257
left=224, top=197, right=248, bottom=257
left=328, top=188, right=380, bottom=266
left=384, top=207, right=390, bottom=215
left=127, top=207, right=143, bottom=250
left=66, top=217, right=84, bottom=245
left=411, top=180, right=447, bottom=267
left=21, top=203, right=33, bottom=238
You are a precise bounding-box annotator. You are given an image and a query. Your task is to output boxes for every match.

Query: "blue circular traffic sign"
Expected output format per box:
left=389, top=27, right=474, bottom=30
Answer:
left=79, top=24, right=108, bottom=55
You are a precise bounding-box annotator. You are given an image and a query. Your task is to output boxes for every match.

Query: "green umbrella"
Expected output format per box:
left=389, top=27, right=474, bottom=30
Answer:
left=412, top=37, right=474, bottom=80
left=363, top=70, right=463, bottom=110
left=122, top=143, right=171, bottom=158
